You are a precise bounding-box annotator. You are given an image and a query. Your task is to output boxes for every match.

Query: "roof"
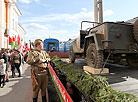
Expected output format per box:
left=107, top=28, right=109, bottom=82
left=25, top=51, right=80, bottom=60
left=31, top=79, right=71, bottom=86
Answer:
left=18, top=23, right=26, bottom=34
left=9, top=1, right=22, bottom=16
left=14, top=3, right=22, bottom=16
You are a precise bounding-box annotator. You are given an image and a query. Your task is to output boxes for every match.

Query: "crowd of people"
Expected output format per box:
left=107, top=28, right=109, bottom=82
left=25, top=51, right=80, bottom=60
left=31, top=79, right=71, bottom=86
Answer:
left=0, top=48, right=28, bottom=88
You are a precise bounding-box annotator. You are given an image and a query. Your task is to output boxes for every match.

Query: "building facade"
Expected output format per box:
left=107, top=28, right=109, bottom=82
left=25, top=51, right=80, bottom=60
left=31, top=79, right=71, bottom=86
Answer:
left=0, top=0, right=25, bottom=49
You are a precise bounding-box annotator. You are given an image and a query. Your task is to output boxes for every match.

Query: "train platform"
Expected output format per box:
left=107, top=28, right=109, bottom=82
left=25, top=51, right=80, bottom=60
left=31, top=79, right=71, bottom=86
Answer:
left=0, top=63, right=59, bottom=102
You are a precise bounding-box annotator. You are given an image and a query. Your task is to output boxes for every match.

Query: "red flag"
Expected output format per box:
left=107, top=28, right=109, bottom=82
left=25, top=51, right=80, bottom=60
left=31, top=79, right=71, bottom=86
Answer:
left=9, top=36, right=12, bottom=44
left=19, top=45, right=22, bottom=50
left=22, top=46, right=25, bottom=52
left=12, top=36, right=15, bottom=41
left=17, top=34, right=20, bottom=45
left=25, top=45, right=30, bottom=51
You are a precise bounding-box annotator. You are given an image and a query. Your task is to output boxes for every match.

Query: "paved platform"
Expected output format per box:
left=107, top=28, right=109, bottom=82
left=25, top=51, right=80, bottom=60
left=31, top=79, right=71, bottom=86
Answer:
left=0, top=64, right=59, bottom=102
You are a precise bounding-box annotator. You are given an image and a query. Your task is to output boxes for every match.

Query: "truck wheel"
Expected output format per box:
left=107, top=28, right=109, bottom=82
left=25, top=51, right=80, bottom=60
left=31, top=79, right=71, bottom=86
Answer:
left=127, top=54, right=138, bottom=68
left=86, top=43, right=103, bottom=68
left=69, top=46, right=76, bottom=63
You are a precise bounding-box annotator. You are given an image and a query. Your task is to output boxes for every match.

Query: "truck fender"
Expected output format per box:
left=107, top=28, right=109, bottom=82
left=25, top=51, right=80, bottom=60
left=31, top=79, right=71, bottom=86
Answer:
left=85, top=33, right=104, bottom=51
left=70, top=39, right=78, bottom=52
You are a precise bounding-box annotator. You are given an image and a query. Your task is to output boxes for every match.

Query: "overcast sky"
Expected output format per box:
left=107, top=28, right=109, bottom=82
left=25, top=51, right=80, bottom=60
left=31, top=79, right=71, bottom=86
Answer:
left=17, top=0, right=138, bottom=42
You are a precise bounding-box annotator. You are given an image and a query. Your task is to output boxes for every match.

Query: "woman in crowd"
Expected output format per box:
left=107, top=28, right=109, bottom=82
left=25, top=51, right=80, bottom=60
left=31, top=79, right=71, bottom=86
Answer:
left=1, top=48, right=9, bottom=82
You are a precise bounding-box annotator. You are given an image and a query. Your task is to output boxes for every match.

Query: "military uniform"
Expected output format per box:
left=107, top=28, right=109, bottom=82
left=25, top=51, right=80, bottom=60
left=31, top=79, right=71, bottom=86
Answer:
left=27, top=39, right=50, bottom=102
left=11, top=50, right=21, bottom=77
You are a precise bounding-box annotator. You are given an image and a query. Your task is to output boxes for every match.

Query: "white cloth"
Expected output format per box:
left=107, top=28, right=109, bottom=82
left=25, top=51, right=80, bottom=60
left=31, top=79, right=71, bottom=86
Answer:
left=0, top=59, right=6, bottom=75
left=20, top=65, right=22, bottom=74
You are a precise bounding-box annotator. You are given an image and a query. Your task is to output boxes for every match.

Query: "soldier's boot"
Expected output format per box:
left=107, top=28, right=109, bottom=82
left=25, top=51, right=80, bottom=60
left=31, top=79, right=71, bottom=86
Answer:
left=42, top=96, right=46, bottom=102
left=33, top=98, right=37, bottom=102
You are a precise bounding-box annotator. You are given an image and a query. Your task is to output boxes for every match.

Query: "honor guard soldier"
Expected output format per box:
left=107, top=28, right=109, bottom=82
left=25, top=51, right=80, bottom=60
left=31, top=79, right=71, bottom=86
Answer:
left=27, top=39, right=50, bottom=102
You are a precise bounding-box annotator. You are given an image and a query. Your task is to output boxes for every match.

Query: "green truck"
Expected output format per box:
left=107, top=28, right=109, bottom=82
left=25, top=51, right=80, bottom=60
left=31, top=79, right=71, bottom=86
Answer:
left=69, top=0, right=138, bottom=68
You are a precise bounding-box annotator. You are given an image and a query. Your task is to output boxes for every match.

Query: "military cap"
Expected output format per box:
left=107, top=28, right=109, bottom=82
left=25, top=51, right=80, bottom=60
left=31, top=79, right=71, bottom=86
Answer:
left=34, top=39, right=43, bottom=46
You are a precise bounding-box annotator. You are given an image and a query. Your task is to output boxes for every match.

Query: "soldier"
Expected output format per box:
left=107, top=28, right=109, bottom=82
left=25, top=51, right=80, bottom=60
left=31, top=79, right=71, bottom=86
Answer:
left=27, top=39, right=50, bottom=102
left=11, top=49, right=21, bottom=77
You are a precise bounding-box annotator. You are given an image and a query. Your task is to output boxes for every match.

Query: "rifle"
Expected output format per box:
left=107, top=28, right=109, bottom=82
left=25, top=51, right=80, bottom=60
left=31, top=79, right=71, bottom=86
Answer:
left=31, top=65, right=38, bottom=86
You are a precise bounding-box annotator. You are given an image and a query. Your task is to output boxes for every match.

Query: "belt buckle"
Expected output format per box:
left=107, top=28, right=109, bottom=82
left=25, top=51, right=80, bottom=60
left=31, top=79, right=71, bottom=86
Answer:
left=38, top=67, right=45, bottom=71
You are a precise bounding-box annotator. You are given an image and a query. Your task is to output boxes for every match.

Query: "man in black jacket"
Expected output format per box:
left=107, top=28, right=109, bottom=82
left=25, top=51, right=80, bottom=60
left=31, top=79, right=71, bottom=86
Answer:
left=1, top=48, right=9, bottom=82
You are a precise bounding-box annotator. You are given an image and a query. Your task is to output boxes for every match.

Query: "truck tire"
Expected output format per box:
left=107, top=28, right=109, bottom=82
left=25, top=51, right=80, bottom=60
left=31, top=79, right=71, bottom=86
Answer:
left=133, top=19, right=138, bottom=43
left=69, top=46, right=76, bottom=63
left=86, top=43, right=103, bottom=68
left=127, top=54, right=138, bottom=68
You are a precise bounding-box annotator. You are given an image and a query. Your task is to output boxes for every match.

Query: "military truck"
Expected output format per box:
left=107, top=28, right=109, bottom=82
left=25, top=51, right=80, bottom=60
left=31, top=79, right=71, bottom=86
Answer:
left=69, top=0, right=138, bottom=68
